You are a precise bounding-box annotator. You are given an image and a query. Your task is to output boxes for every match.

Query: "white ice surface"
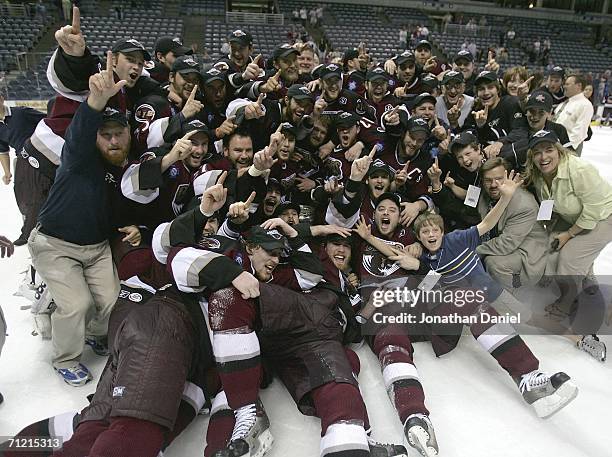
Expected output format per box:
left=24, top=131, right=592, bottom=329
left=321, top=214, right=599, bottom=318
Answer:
left=1, top=129, right=612, bottom=457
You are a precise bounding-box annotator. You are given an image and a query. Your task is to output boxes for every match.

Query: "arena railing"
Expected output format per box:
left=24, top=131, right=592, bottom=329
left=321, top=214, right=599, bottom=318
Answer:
left=226, top=12, right=284, bottom=25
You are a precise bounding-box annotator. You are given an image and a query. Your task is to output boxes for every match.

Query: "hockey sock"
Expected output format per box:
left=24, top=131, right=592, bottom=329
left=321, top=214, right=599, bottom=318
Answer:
left=373, top=330, right=429, bottom=422
left=88, top=417, right=164, bottom=457
left=209, top=288, right=261, bottom=409
left=205, top=391, right=236, bottom=457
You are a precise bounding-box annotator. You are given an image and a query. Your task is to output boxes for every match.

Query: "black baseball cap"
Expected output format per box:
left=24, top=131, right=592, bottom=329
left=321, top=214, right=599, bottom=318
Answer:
left=335, top=111, right=360, bottom=129
left=406, top=116, right=431, bottom=135
left=449, top=131, right=478, bottom=154
left=287, top=84, right=314, bottom=101
left=420, top=73, right=439, bottom=91
left=274, top=200, right=301, bottom=217
left=112, top=38, right=151, bottom=61
left=325, top=232, right=353, bottom=246
left=366, top=67, right=389, bottom=82
left=171, top=55, right=201, bottom=75
left=101, top=107, right=128, bottom=127
left=319, top=63, right=342, bottom=80
left=474, top=70, right=498, bottom=86
left=273, top=44, right=299, bottom=61
left=155, top=37, right=192, bottom=57
left=368, top=159, right=395, bottom=179
left=228, top=29, right=253, bottom=47
left=413, top=92, right=437, bottom=107
left=279, top=122, right=299, bottom=137
left=442, top=70, right=464, bottom=85
left=528, top=129, right=559, bottom=149
left=525, top=90, right=553, bottom=112
left=396, top=50, right=416, bottom=66
left=201, top=66, right=227, bottom=85
left=182, top=119, right=209, bottom=137
left=244, top=226, right=291, bottom=252
left=376, top=192, right=402, bottom=209
left=343, top=48, right=359, bottom=65
left=548, top=66, right=565, bottom=78
left=415, top=40, right=432, bottom=50
left=454, top=50, right=474, bottom=63
left=267, top=178, right=282, bottom=192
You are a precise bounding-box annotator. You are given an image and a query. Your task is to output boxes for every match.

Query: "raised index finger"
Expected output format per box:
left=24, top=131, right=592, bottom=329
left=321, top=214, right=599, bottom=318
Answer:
left=188, top=85, right=198, bottom=102
left=72, top=6, right=81, bottom=33
left=368, top=144, right=377, bottom=159
left=217, top=170, right=228, bottom=186
left=106, top=50, right=113, bottom=75
left=244, top=191, right=257, bottom=208
left=524, top=75, right=534, bottom=86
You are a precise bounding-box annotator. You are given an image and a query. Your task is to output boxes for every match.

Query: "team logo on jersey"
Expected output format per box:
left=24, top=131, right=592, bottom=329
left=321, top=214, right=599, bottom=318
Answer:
left=105, top=172, right=116, bottom=184
left=28, top=156, right=39, bottom=169
left=144, top=60, right=155, bottom=70
left=134, top=104, right=156, bottom=132
left=169, top=166, right=179, bottom=178
left=172, top=183, right=191, bottom=216
left=198, top=237, right=222, bottom=250
left=208, top=113, right=215, bottom=124
left=362, top=240, right=405, bottom=277
left=348, top=81, right=357, bottom=91
left=514, top=112, right=523, bottom=118
left=385, top=104, right=394, bottom=112
left=128, top=293, right=143, bottom=302
left=323, top=157, right=343, bottom=181
left=339, top=97, right=348, bottom=105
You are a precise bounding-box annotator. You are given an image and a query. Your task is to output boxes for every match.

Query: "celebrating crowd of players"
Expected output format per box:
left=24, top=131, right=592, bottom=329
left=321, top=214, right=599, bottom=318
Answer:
left=1, top=6, right=612, bottom=457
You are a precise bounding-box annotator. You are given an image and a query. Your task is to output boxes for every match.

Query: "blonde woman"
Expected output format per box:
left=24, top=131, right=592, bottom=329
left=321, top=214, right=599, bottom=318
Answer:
left=524, top=129, right=612, bottom=361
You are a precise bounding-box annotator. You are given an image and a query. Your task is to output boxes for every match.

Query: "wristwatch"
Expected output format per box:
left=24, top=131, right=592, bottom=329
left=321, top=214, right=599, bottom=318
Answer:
left=355, top=315, right=368, bottom=325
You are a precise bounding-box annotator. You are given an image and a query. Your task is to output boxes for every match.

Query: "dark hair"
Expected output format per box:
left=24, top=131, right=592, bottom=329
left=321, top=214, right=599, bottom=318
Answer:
left=222, top=127, right=252, bottom=148
left=566, top=73, right=587, bottom=90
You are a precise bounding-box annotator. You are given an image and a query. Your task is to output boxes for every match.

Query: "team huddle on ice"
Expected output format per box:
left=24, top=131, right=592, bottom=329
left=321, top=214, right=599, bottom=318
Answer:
left=2, top=5, right=612, bottom=457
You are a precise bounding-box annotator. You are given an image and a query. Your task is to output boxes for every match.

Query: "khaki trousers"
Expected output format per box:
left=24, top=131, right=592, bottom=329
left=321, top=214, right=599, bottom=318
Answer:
left=28, top=227, right=119, bottom=369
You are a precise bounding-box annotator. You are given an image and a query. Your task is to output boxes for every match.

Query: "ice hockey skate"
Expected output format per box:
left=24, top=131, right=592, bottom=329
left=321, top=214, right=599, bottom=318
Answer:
left=518, top=370, right=578, bottom=418
left=404, top=414, right=438, bottom=457
left=368, top=436, right=408, bottom=457
left=222, top=400, right=273, bottom=457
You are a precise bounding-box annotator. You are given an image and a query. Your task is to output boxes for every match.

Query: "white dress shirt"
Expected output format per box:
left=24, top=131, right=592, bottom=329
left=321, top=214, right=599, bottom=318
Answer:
left=554, top=92, right=593, bottom=149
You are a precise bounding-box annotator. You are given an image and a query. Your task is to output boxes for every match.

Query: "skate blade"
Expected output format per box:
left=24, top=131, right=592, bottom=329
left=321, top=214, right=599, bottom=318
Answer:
left=408, top=427, right=437, bottom=457
left=535, top=381, right=579, bottom=419
left=251, top=429, right=274, bottom=457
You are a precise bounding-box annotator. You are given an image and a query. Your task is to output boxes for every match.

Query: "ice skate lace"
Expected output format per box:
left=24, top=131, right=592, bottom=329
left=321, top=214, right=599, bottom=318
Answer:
left=519, top=370, right=548, bottom=392
left=231, top=403, right=257, bottom=441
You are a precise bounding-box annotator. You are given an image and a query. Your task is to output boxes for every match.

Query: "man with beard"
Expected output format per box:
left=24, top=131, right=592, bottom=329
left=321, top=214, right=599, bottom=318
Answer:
left=452, top=50, right=477, bottom=97
left=121, top=120, right=213, bottom=226
left=28, top=57, right=139, bottom=386
left=201, top=66, right=239, bottom=139
left=133, top=56, right=205, bottom=153
left=317, top=63, right=376, bottom=121
left=240, top=44, right=301, bottom=101
left=377, top=115, right=435, bottom=227
left=148, top=36, right=193, bottom=83
left=544, top=66, right=567, bottom=107
left=364, top=67, right=401, bottom=124
left=390, top=51, right=424, bottom=99
left=464, top=71, right=523, bottom=159
left=435, top=70, right=474, bottom=130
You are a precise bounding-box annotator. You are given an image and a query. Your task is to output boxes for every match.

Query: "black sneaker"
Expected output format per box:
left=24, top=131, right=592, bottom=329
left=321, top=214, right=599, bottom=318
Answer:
left=85, top=336, right=110, bottom=356
left=0, top=391, right=3, bottom=404
left=13, top=237, right=28, bottom=246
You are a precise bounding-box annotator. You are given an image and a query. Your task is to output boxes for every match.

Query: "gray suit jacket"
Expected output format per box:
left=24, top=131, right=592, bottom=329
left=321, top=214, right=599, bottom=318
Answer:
left=476, top=188, right=548, bottom=284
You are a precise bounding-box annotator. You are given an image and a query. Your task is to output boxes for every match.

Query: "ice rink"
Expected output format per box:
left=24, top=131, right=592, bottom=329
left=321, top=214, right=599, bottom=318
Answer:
left=1, top=128, right=612, bottom=457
